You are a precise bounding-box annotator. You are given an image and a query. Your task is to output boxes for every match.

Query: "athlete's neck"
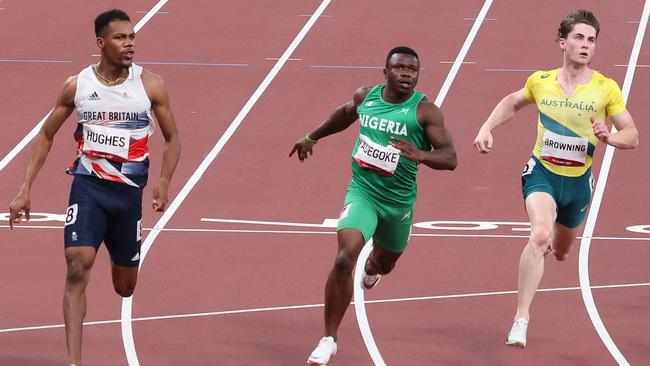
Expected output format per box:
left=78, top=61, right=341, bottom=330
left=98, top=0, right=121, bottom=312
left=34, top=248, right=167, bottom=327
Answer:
left=558, top=63, right=593, bottom=86
left=94, top=61, right=129, bottom=85
left=382, top=85, right=413, bottom=104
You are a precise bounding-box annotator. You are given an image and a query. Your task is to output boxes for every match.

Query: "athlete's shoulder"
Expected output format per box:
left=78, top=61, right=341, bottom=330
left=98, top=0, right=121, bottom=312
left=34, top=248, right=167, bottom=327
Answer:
left=352, top=85, right=374, bottom=105
left=140, top=67, right=169, bottom=103
left=416, top=96, right=443, bottom=126
left=140, top=67, right=165, bottom=86
left=591, top=70, right=621, bottom=91
left=417, top=96, right=438, bottom=111
left=63, top=74, right=79, bottom=88
left=60, top=74, right=79, bottom=102
left=527, top=69, right=556, bottom=83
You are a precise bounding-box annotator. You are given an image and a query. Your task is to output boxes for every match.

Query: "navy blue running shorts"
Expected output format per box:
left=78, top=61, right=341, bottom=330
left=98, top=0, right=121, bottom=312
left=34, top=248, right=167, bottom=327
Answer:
left=64, top=175, right=143, bottom=267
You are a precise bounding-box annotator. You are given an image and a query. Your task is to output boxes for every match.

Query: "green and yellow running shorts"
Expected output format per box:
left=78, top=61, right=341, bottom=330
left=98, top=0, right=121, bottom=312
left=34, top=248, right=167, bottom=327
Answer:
left=521, top=156, right=594, bottom=228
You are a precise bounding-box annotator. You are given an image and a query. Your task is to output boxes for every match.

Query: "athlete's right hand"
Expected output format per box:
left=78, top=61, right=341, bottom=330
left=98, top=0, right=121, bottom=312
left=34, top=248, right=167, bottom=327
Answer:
left=8, top=191, right=30, bottom=229
left=473, top=129, right=494, bottom=154
left=289, top=137, right=316, bottom=162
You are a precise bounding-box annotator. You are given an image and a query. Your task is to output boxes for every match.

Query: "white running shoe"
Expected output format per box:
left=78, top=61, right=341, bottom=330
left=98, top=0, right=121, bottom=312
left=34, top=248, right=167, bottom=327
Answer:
left=362, top=272, right=381, bottom=290
left=307, top=336, right=337, bottom=365
left=506, top=318, right=529, bottom=348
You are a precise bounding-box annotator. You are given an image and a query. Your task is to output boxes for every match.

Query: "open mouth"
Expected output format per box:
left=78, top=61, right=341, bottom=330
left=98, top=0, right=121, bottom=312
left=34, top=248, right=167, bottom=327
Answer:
left=123, top=50, right=135, bottom=59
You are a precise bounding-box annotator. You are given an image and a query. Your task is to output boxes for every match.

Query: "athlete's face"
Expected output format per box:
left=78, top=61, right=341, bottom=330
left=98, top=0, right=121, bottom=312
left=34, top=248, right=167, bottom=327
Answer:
left=384, top=53, right=420, bottom=95
left=559, top=23, right=597, bottom=66
left=97, top=20, right=135, bottom=68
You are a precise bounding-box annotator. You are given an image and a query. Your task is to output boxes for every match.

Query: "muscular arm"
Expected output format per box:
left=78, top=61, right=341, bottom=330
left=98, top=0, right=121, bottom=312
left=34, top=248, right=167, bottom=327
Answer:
left=142, top=70, right=181, bottom=211
left=307, top=86, right=369, bottom=140
left=289, top=86, right=371, bottom=161
left=390, top=98, right=456, bottom=170
left=592, top=110, right=639, bottom=149
left=473, top=89, right=533, bottom=153
left=9, top=76, right=77, bottom=227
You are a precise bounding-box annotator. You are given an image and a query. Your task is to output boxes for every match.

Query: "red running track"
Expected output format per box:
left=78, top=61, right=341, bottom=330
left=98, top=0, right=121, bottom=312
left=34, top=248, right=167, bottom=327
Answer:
left=0, top=1, right=649, bottom=365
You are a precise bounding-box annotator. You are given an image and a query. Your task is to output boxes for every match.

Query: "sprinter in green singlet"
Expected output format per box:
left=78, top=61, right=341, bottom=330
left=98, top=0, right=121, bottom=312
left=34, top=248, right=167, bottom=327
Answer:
left=290, top=46, right=457, bottom=365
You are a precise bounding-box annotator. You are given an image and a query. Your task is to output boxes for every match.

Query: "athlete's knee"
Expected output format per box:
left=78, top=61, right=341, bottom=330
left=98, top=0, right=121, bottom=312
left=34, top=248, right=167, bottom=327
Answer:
left=369, top=258, right=396, bottom=275
left=528, top=227, right=552, bottom=250
left=114, top=282, right=136, bottom=297
left=333, top=251, right=355, bottom=276
left=553, top=247, right=570, bottom=261
left=66, top=259, right=92, bottom=285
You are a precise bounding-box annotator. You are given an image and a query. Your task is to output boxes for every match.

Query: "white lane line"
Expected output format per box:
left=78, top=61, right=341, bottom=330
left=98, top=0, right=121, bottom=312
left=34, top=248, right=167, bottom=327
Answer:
left=434, top=0, right=493, bottom=107
left=4, top=224, right=650, bottom=241
left=578, top=2, right=650, bottom=365
left=4, top=281, right=648, bottom=334
left=133, top=1, right=168, bottom=33
left=0, top=0, right=167, bottom=174
left=200, top=217, right=336, bottom=227
left=354, top=241, right=386, bottom=365
left=135, top=11, right=169, bottom=15
left=355, top=1, right=494, bottom=364
left=120, top=2, right=332, bottom=365
left=0, top=111, right=52, bottom=172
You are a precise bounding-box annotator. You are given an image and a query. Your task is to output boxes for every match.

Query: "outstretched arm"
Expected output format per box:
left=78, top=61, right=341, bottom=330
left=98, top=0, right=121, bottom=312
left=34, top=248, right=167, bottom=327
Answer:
left=289, top=86, right=371, bottom=162
left=143, top=71, right=180, bottom=212
left=390, top=98, right=456, bottom=170
left=473, top=89, right=532, bottom=153
left=592, top=110, right=639, bottom=149
left=9, top=76, right=77, bottom=228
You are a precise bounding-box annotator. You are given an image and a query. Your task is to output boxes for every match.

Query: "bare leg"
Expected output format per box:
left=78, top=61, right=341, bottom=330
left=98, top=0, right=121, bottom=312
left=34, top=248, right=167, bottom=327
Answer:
left=111, top=263, right=138, bottom=297
left=364, top=241, right=402, bottom=276
left=514, top=192, right=556, bottom=321
left=324, top=229, right=366, bottom=340
left=551, top=223, right=579, bottom=261
left=63, top=247, right=97, bottom=366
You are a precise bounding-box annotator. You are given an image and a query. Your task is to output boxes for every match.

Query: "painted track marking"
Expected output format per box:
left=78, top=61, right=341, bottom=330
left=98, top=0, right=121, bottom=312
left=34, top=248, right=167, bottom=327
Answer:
left=0, top=1, right=168, bottom=173
left=578, top=2, right=650, bottom=365
left=4, top=281, right=648, bottom=334
left=119, top=1, right=333, bottom=365
left=354, top=1, right=494, bottom=364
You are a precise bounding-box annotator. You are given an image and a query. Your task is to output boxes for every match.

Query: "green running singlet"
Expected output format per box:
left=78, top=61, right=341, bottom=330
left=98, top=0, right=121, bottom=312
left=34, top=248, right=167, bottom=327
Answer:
left=349, top=83, right=429, bottom=207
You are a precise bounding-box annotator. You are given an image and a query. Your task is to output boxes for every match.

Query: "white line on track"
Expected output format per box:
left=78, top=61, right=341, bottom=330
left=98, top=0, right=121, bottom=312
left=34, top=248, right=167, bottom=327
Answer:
left=119, top=2, right=332, bottom=365
left=578, top=2, right=650, bottom=365
left=433, top=0, right=493, bottom=107
left=354, top=1, right=494, bottom=364
left=200, top=217, right=336, bottom=227
left=4, top=224, right=650, bottom=241
left=0, top=1, right=166, bottom=174
left=3, top=281, right=648, bottom=334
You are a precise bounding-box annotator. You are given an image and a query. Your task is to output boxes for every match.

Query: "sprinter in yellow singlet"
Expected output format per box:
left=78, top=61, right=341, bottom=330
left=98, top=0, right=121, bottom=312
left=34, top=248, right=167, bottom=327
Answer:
left=473, top=9, right=638, bottom=348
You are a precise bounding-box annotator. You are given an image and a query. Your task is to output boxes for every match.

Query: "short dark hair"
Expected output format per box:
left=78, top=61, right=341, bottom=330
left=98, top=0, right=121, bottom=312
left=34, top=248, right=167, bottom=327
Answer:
left=95, top=9, right=131, bottom=37
left=557, top=9, right=600, bottom=41
left=386, top=46, right=419, bottom=67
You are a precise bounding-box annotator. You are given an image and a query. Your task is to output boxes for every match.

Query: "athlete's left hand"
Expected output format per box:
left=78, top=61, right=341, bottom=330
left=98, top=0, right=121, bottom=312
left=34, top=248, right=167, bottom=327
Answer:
left=152, top=179, right=169, bottom=211
left=390, top=136, right=423, bottom=163
left=591, top=117, right=610, bottom=144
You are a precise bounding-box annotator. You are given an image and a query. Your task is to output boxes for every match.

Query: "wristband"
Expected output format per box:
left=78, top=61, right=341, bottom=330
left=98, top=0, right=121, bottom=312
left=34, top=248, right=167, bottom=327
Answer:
left=305, top=134, right=318, bottom=144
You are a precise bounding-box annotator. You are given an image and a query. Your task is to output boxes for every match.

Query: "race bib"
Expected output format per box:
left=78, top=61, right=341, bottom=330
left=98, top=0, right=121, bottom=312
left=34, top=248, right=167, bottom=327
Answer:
left=540, top=129, right=588, bottom=166
left=82, top=124, right=130, bottom=161
left=353, top=134, right=400, bottom=176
